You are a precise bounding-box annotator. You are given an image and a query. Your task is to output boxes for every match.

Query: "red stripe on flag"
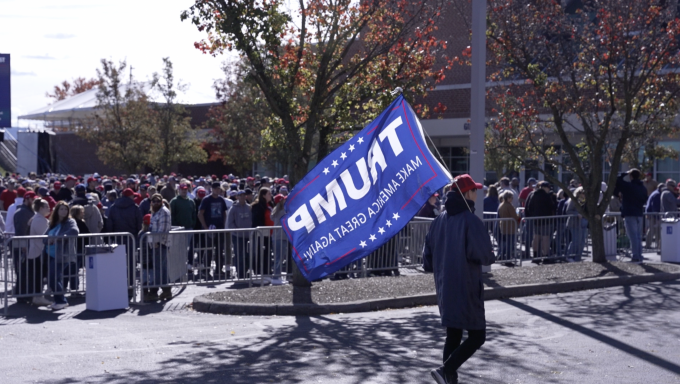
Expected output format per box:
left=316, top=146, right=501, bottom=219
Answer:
left=399, top=101, right=438, bottom=209
left=282, top=220, right=309, bottom=272
left=287, top=174, right=320, bottom=204
left=326, top=248, right=356, bottom=266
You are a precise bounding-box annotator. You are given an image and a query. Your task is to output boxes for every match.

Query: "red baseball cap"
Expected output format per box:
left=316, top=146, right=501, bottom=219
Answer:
left=122, top=188, right=135, bottom=197
left=53, top=181, right=62, bottom=189
left=246, top=177, right=254, bottom=181
left=87, top=177, right=96, bottom=183
left=65, top=175, right=76, bottom=182
left=196, top=188, right=207, bottom=197
left=452, top=174, right=483, bottom=194
left=274, top=194, right=286, bottom=205
left=143, top=214, right=151, bottom=226
left=23, top=191, right=37, bottom=200
left=16, top=187, right=26, bottom=197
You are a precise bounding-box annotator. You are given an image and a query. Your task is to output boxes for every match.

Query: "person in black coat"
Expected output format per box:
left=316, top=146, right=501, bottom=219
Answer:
left=423, top=175, right=495, bottom=384
left=524, top=181, right=557, bottom=259
left=614, top=169, right=648, bottom=262
left=104, top=188, right=142, bottom=298
left=250, top=188, right=273, bottom=276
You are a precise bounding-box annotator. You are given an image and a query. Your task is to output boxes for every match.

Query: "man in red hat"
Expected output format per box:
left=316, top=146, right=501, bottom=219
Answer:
left=55, top=175, right=77, bottom=202
left=423, top=174, right=494, bottom=384
left=0, top=179, right=17, bottom=211
left=104, top=188, right=143, bottom=300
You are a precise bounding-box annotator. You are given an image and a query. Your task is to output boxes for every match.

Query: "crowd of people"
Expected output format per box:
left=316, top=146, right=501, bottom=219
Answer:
left=1, top=171, right=295, bottom=309
left=415, top=170, right=680, bottom=264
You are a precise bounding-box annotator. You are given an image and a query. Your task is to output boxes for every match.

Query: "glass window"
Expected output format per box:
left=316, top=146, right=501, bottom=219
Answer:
left=436, top=146, right=469, bottom=178
left=656, top=141, right=680, bottom=182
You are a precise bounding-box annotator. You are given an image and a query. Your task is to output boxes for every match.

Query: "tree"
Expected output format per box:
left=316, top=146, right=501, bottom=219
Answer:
left=481, top=0, right=680, bottom=262
left=80, top=59, right=157, bottom=173
left=150, top=57, right=207, bottom=173
left=181, top=0, right=452, bottom=183
left=203, top=61, right=269, bottom=175
left=46, top=77, right=100, bottom=102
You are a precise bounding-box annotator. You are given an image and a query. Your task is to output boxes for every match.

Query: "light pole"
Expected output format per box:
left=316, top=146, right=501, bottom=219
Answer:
left=470, top=0, right=489, bottom=272
left=470, top=0, right=486, bottom=221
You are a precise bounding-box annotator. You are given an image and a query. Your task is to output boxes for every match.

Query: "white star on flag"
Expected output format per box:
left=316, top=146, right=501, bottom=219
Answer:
left=349, top=144, right=355, bottom=152
left=332, top=160, right=339, bottom=168
left=323, top=168, right=330, bottom=175
left=360, top=240, right=367, bottom=248
left=340, top=152, right=347, bottom=160
left=392, top=213, right=400, bottom=220
left=378, top=227, right=385, bottom=235
left=386, top=220, right=392, bottom=227
left=369, top=234, right=377, bottom=241
left=357, top=137, right=364, bottom=144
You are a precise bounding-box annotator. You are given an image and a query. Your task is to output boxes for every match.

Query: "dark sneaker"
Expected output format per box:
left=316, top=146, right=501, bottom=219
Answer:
left=159, top=288, right=172, bottom=300
left=431, top=368, right=447, bottom=384
left=430, top=367, right=457, bottom=384
left=143, top=289, right=159, bottom=302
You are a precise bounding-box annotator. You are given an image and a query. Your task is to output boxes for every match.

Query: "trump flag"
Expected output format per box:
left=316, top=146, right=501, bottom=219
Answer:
left=283, top=95, right=452, bottom=281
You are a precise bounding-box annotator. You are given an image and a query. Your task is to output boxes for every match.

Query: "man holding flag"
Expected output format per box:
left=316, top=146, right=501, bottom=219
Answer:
left=424, top=174, right=495, bottom=384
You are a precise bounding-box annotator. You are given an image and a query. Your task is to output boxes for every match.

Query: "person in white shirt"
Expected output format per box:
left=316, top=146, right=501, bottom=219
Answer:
left=27, top=199, right=52, bottom=306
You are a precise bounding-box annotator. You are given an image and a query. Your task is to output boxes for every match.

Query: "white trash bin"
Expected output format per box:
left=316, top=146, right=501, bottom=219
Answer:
left=85, top=244, right=129, bottom=311
left=603, top=222, right=618, bottom=258
left=661, top=219, right=680, bottom=263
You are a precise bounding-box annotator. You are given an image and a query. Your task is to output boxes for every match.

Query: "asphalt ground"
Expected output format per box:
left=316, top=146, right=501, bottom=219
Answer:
left=2, top=280, right=680, bottom=383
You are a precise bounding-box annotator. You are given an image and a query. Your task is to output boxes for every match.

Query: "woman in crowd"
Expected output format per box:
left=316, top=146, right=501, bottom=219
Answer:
left=555, top=190, right=569, bottom=258
left=566, top=187, right=588, bottom=262
left=65, top=205, right=90, bottom=297
left=251, top=188, right=274, bottom=279
left=483, top=185, right=500, bottom=214
left=497, top=191, right=520, bottom=263
left=270, top=194, right=288, bottom=285
left=46, top=201, right=79, bottom=310
left=27, top=198, right=51, bottom=306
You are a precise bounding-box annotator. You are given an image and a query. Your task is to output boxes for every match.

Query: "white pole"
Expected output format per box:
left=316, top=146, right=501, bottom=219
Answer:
left=470, top=0, right=490, bottom=272
left=470, top=0, right=487, bottom=221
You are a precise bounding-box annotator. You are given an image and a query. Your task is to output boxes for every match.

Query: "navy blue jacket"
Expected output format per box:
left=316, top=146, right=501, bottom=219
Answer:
left=645, top=189, right=662, bottom=213
left=615, top=175, right=648, bottom=217
left=423, top=191, right=495, bottom=330
left=483, top=196, right=499, bottom=213
left=104, top=196, right=142, bottom=236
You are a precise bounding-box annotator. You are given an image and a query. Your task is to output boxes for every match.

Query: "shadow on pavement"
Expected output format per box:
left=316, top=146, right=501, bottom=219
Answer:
left=504, top=281, right=680, bottom=377
left=37, top=309, right=583, bottom=384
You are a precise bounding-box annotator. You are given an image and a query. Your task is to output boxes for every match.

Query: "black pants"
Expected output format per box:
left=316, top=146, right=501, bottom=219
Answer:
left=443, top=328, right=486, bottom=378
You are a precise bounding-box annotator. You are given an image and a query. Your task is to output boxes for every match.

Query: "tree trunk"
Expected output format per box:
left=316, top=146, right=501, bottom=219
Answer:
left=291, top=262, right=312, bottom=304
left=588, top=214, right=608, bottom=263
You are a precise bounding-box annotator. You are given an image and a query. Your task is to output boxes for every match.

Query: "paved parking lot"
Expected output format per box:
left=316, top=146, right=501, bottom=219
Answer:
left=2, top=279, right=680, bottom=383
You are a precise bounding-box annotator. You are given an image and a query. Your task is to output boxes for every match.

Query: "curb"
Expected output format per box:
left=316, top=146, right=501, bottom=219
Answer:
left=192, top=272, right=680, bottom=316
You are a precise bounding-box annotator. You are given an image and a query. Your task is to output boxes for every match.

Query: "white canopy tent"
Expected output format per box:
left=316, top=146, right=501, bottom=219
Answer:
left=17, top=82, right=218, bottom=126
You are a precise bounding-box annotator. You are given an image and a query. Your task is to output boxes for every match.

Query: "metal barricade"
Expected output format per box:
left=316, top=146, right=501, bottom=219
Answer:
left=483, top=217, right=521, bottom=265
left=643, top=212, right=664, bottom=252
left=3, top=232, right=136, bottom=316
left=138, top=228, right=251, bottom=298
left=520, top=215, right=580, bottom=263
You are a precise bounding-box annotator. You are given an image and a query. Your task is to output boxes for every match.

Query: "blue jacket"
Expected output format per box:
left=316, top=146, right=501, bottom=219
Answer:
left=615, top=175, right=647, bottom=217
left=104, top=196, right=142, bottom=236
left=423, top=191, right=495, bottom=330
left=646, top=189, right=662, bottom=213
left=45, top=218, right=79, bottom=264
left=483, top=196, right=499, bottom=213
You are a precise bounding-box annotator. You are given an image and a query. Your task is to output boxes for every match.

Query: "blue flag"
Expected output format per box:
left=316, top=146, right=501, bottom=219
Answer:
left=282, top=95, right=452, bottom=281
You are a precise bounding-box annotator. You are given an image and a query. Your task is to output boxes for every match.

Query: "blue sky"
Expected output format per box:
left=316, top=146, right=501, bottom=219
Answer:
left=1, top=0, right=231, bottom=126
